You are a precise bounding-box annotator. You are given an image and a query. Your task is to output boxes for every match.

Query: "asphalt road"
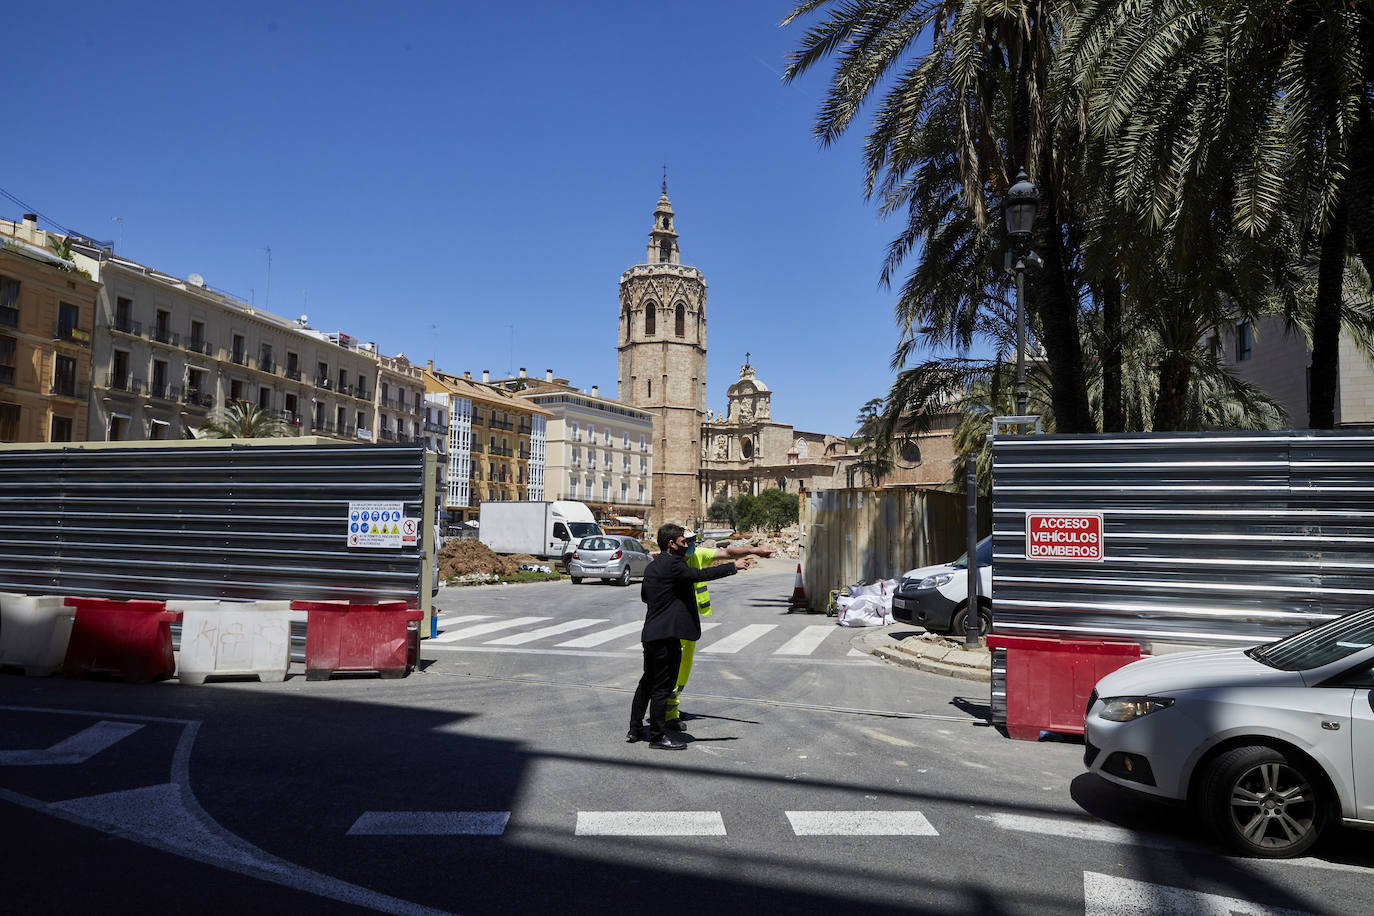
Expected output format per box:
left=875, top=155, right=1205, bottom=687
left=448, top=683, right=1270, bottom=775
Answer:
left=2, top=558, right=1372, bottom=914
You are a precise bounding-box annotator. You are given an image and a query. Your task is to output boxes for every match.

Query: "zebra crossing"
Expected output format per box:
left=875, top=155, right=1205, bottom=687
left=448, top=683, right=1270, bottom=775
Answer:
left=426, top=613, right=866, bottom=658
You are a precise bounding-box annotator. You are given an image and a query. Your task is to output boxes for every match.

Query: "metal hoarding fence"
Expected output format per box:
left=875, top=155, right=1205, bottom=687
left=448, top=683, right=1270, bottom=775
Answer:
left=990, top=430, right=1374, bottom=648
left=0, top=439, right=434, bottom=614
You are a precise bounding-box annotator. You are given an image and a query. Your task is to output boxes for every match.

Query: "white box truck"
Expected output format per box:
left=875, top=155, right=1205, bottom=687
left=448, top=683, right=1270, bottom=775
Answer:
left=478, top=501, right=602, bottom=560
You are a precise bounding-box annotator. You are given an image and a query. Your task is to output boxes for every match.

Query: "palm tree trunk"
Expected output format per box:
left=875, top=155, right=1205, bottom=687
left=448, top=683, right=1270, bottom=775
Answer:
left=1151, top=350, right=1193, bottom=431
left=1032, top=169, right=1094, bottom=433
left=1346, top=108, right=1374, bottom=279
left=1309, top=200, right=1347, bottom=429
left=1102, top=272, right=1124, bottom=432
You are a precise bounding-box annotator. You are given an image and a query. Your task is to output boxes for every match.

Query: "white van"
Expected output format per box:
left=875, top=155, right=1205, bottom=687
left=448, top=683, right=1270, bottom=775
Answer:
left=891, top=536, right=993, bottom=636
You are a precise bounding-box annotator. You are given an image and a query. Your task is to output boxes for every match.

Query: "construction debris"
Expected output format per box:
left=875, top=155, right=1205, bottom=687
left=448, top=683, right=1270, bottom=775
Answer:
left=437, top=539, right=540, bottom=579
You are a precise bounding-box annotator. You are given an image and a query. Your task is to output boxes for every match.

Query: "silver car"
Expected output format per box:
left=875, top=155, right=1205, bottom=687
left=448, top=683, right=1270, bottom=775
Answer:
left=568, top=536, right=652, bottom=586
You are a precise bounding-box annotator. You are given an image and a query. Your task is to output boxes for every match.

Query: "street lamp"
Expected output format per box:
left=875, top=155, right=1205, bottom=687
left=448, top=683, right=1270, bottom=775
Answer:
left=1003, top=168, right=1039, bottom=418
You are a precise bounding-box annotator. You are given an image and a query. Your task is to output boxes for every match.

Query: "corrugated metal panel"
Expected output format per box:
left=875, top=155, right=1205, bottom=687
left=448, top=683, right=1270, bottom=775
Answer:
left=991, top=431, right=1374, bottom=647
left=0, top=441, right=429, bottom=606
left=800, top=487, right=980, bottom=611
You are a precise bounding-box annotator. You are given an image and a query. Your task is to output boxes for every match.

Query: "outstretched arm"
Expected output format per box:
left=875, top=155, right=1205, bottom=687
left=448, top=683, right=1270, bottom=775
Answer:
left=722, top=544, right=773, bottom=559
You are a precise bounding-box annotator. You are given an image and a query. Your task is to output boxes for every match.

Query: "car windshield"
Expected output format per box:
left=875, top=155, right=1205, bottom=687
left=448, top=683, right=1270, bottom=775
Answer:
left=951, top=536, right=993, bottom=569
left=578, top=537, right=619, bottom=551
left=1250, top=606, right=1374, bottom=671
left=568, top=522, right=600, bottom=539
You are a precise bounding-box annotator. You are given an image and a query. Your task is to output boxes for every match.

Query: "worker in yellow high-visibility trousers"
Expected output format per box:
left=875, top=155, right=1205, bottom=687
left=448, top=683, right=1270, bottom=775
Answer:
left=664, top=529, right=773, bottom=730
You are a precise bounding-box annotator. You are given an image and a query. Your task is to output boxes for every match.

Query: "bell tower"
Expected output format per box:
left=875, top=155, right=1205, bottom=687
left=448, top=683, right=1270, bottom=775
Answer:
left=618, top=181, right=708, bottom=525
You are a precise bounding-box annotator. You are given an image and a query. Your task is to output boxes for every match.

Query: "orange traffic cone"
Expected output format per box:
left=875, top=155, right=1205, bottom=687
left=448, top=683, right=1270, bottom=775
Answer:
left=788, top=563, right=809, bottom=611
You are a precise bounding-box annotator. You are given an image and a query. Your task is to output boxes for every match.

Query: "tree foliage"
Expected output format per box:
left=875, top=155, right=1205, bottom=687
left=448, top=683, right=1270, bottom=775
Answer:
left=707, top=491, right=739, bottom=528
left=736, top=488, right=799, bottom=531
left=197, top=400, right=290, bottom=439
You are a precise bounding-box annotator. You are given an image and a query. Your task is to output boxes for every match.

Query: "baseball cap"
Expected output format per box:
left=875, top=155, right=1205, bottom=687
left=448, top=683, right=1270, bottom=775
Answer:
left=683, top=528, right=698, bottom=540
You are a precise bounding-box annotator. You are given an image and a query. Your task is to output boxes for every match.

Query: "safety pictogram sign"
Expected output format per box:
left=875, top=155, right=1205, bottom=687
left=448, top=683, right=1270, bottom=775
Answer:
left=348, top=501, right=407, bottom=549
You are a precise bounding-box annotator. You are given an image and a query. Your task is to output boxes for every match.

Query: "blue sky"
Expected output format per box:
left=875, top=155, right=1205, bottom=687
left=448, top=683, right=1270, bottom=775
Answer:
left=7, top=1, right=915, bottom=436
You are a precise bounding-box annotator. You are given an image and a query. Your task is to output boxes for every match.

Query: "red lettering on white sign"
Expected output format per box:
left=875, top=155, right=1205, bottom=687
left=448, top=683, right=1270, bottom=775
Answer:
left=1025, top=512, right=1104, bottom=561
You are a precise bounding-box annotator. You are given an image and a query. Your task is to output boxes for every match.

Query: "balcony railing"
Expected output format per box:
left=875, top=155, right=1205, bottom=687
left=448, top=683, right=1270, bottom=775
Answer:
left=354, top=387, right=370, bottom=401
left=231, top=351, right=248, bottom=366
left=49, top=381, right=84, bottom=398
left=424, top=420, right=447, bottom=434
left=187, top=336, right=213, bottom=355
left=110, top=317, right=139, bottom=335
left=0, top=365, right=13, bottom=385
left=517, top=423, right=532, bottom=435
left=0, top=305, right=19, bottom=328
left=470, top=415, right=484, bottom=426
left=147, top=383, right=181, bottom=402
left=489, top=445, right=512, bottom=457
left=258, top=358, right=277, bottom=374
left=285, top=367, right=302, bottom=381
left=380, top=428, right=395, bottom=441
left=182, top=388, right=214, bottom=408
left=489, top=418, right=513, bottom=431
left=314, top=375, right=332, bottom=389
left=518, top=449, right=530, bottom=460
left=105, top=373, right=144, bottom=394
left=55, top=324, right=91, bottom=346
left=151, top=327, right=179, bottom=347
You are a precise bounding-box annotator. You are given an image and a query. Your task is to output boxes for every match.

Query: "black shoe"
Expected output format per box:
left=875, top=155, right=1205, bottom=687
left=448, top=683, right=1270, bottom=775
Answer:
left=664, top=719, right=686, bottom=732
left=648, top=734, right=687, bottom=750
left=625, top=726, right=646, bottom=743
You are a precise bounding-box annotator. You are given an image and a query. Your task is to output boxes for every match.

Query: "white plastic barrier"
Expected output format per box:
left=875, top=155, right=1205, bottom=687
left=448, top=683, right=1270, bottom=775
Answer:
left=171, top=600, right=294, bottom=685
left=0, top=592, right=76, bottom=676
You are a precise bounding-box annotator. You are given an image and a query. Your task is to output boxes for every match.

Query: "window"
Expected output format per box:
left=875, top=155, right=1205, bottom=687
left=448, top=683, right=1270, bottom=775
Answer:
left=0, top=335, right=14, bottom=386
left=316, top=361, right=329, bottom=386
left=571, top=420, right=579, bottom=441
left=190, top=320, right=206, bottom=352
left=258, top=386, right=271, bottom=410
left=338, top=368, right=348, bottom=391
left=623, top=455, right=630, bottom=472
left=587, top=424, right=595, bottom=442
left=53, top=355, right=77, bottom=397
left=284, top=393, right=298, bottom=420
left=645, top=303, right=656, bottom=336
left=640, top=434, right=647, bottom=452
left=584, top=475, right=592, bottom=495
left=638, top=482, right=646, bottom=503
left=0, top=275, right=19, bottom=327
left=114, top=296, right=132, bottom=332
left=623, top=432, right=629, bottom=449
left=259, top=344, right=274, bottom=373
left=148, top=419, right=167, bottom=440
left=604, top=428, right=611, bottom=445
left=111, top=350, right=129, bottom=389
left=151, top=360, right=168, bottom=398
left=108, top=414, right=127, bottom=441
left=356, top=410, right=366, bottom=429
left=675, top=303, right=685, bottom=337
left=640, top=456, right=647, bottom=473
left=621, top=482, right=628, bottom=502
left=153, top=309, right=170, bottom=343
left=381, top=382, right=389, bottom=403
left=570, top=479, right=578, bottom=498
left=588, top=448, right=596, bottom=467
left=285, top=351, right=298, bottom=378
left=232, top=333, right=246, bottom=364
left=187, top=367, right=206, bottom=400
left=50, top=415, right=73, bottom=442
left=0, top=402, right=18, bottom=441
left=602, top=480, right=610, bottom=501
left=357, top=375, right=368, bottom=398
left=59, top=302, right=81, bottom=340
left=230, top=379, right=244, bottom=401
left=1235, top=321, right=1252, bottom=361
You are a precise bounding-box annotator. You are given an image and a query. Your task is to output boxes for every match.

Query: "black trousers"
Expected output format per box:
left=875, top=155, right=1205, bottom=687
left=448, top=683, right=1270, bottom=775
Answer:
left=630, top=637, right=683, bottom=738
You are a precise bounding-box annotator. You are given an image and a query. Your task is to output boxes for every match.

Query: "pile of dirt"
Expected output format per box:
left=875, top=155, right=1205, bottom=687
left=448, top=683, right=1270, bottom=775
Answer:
left=437, top=539, right=532, bottom=579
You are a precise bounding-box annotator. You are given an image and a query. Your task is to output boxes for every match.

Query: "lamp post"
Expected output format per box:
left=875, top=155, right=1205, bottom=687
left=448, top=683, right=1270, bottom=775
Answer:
left=1004, top=168, right=1039, bottom=418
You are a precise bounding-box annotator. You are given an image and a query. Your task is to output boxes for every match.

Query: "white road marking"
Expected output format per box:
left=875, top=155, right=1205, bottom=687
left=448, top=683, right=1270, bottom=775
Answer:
left=575, top=811, right=726, bottom=836
left=430, top=617, right=551, bottom=643
left=774, top=625, right=835, bottom=655
left=700, top=623, right=777, bottom=654
left=433, top=614, right=493, bottom=629
left=0, top=721, right=143, bottom=766
left=347, top=812, right=509, bottom=836
left=1083, top=872, right=1311, bottom=915
left=483, top=619, right=606, bottom=645
left=555, top=621, right=643, bottom=647
left=786, top=811, right=938, bottom=836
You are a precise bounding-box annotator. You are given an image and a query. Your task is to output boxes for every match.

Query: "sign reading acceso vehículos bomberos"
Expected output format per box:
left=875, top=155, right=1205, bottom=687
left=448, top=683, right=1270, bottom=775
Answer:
left=1024, top=512, right=1104, bottom=562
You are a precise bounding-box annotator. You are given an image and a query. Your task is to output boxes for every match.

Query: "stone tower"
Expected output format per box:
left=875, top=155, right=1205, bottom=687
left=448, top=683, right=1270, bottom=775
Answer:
left=618, top=184, right=708, bottom=526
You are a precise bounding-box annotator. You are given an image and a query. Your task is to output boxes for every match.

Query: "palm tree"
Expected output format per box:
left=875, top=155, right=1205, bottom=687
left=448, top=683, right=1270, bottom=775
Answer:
left=1061, top=0, right=1374, bottom=427
left=197, top=400, right=290, bottom=439
left=782, top=0, right=1096, bottom=432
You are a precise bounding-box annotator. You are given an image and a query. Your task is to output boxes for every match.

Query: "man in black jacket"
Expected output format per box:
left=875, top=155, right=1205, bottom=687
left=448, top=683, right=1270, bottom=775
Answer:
left=628, top=523, right=738, bottom=750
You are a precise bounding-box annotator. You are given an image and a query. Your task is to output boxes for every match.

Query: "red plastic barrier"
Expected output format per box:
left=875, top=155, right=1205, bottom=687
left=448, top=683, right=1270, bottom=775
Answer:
left=987, top=634, right=1142, bottom=741
left=62, top=598, right=181, bottom=683
left=292, top=600, right=423, bottom=681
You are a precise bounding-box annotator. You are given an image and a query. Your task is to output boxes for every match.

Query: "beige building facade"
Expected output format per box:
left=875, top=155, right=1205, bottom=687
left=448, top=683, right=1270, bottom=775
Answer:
left=371, top=351, right=426, bottom=443
left=0, top=217, right=100, bottom=444
left=617, top=187, right=706, bottom=525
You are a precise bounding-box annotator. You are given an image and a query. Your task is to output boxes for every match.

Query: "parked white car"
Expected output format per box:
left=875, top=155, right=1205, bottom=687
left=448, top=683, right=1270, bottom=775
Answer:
left=1084, top=606, right=1374, bottom=857
left=891, top=536, right=993, bottom=636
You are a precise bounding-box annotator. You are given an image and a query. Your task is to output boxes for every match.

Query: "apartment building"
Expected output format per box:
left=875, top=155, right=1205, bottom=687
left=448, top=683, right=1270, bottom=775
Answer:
left=370, top=350, right=426, bottom=443
left=424, top=364, right=551, bottom=529
left=0, top=217, right=100, bottom=443
left=62, top=245, right=378, bottom=441
left=491, top=369, right=654, bottom=523
left=1214, top=316, right=1374, bottom=428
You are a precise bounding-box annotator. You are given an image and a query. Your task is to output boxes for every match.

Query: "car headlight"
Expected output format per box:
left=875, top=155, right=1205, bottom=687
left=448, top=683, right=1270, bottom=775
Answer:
left=1097, top=697, right=1174, bottom=722
left=919, top=572, right=955, bottom=589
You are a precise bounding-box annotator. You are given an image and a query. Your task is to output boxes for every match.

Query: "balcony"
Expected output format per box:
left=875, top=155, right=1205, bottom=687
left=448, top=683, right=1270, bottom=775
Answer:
left=151, top=326, right=180, bottom=347
left=517, top=423, right=532, bottom=435
left=49, top=381, right=84, bottom=399
left=147, top=382, right=182, bottom=402
left=285, top=366, right=302, bottom=381
left=0, top=305, right=18, bottom=328
left=182, top=388, right=214, bottom=409
left=489, top=418, right=513, bottom=431
left=424, top=420, right=447, bottom=434
left=470, top=415, right=484, bottom=426
left=518, top=449, right=530, bottom=460
left=470, top=441, right=484, bottom=453
left=314, top=375, right=332, bottom=389
left=231, top=351, right=248, bottom=366
left=55, top=324, right=91, bottom=346
left=355, top=387, right=370, bottom=401
left=380, top=428, right=395, bottom=441
left=489, top=445, right=513, bottom=457
left=0, top=365, right=13, bottom=385
left=258, top=358, right=277, bottom=374
left=110, top=317, right=139, bottom=336
left=105, top=373, right=144, bottom=394
left=187, top=337, right=213, bottom=356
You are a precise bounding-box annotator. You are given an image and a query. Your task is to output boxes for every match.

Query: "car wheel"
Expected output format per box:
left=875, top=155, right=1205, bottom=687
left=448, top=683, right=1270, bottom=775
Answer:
left=618, top=566, right=632, bottom=587
left=1199, top=745, right=1327, bottom=858
left=949, top=604, right=992, bottom=638
left=570, top=576, right=582, bottom=584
